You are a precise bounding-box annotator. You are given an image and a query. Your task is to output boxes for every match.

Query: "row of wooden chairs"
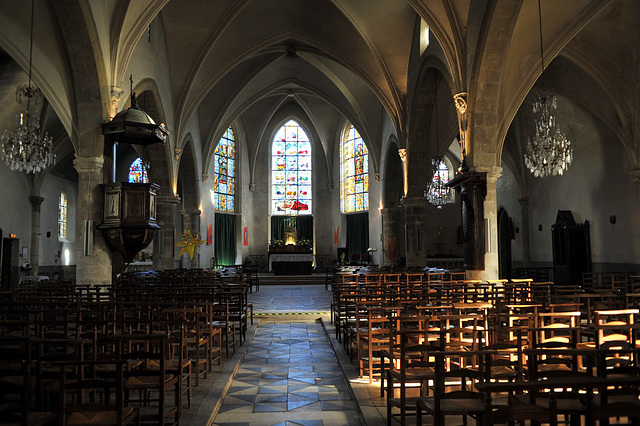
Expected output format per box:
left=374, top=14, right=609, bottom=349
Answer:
left=0, top=294, right=248, bottom=425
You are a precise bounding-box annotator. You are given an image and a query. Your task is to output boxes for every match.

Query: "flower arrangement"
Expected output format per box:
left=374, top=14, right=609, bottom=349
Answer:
left=298, top=238, right=311, bottom=247
left=270, top=239, right=284, bottom=248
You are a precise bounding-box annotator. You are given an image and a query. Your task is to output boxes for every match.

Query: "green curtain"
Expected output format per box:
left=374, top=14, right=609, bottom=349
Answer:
left=271, top=216, right=313, bottom=242
left=215, top=213, right=236, bottom=266
left=346, top=212, right=369, bottom=260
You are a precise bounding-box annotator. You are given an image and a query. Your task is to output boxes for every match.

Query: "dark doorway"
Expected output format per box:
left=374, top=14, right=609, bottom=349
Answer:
left=552, top=210, right=591, bottom=285
left=497, top=208, right=513, bottom=279
left=1, top=237, right=19, bottom=290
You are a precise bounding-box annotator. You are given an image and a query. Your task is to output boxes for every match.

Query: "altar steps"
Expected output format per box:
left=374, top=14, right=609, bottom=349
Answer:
left=256, top=273, right=327, bottom=286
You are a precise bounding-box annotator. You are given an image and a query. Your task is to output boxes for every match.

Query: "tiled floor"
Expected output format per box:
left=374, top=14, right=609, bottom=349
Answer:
left=213, top=322, right=361, bottom=426
left=249, top=284, right=332, bottom=315
left=183, top=283, right=385, bottom=426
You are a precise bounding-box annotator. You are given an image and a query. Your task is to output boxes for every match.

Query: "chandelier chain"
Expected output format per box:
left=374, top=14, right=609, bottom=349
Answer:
left=523, top=0, right=573, bottom=178
left=1, top=0, right=55, bottom=174
left=426, top=72, right=452, bottom=207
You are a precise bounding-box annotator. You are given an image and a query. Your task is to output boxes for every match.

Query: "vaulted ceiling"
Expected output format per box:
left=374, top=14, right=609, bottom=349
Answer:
left=0, top=0, right=637, bottom=184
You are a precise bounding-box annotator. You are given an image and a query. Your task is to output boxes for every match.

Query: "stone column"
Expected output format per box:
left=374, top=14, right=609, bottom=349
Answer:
left=381, top=207, right=403, bottom=267
left=29, top=196, right=44, bottom=275
left=181, top=209, right=202, bottom=268
left=403, top=196, right=427, bottom=267
left=74, top=156, right=112, bottom=285
left=154, top=194, right=181, bottom=271
left=518, top=196, right=531, bottom=267
left=447, top=171, right=487, bottom=276
left=477, top=167, right=502, bottom=280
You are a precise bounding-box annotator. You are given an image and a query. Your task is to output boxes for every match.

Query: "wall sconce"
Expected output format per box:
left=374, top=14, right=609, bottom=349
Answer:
left=538, top=224, right=543, bottom=231
left=174, top=148, right=182, bottom=160
left=610, top=215, right=617, bottom=224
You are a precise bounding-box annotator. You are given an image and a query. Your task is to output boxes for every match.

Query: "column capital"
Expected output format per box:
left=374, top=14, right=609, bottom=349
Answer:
left=156, top=194, right=182, bottom=206
left=398, top=148, right=408, bottom=163
left=73, top=156, right=104, bottom=174
left=473, top=165, right=502, bottom=182
left=29, top=195, right=44, bottom=206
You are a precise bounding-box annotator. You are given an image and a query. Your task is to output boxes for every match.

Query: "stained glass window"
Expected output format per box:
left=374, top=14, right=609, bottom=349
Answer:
left=213, top=127, right=236, bottom=212
left=340, top=125, right=369, bottom=213
left=271, top=120, right=312, bottom=215
left=58, top=192, right=67, bottom=240
left=128, top=158, right=148, bottom=183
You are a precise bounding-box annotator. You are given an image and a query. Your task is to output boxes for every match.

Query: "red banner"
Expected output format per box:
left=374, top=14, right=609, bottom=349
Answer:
left=207, top=224, right=212, bottom=245
left=243, top=226, right=249, bottom=246
left=334, top=226, right=339, bottom=245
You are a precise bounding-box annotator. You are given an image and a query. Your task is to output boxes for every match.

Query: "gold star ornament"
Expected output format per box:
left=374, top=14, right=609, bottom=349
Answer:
left=176, top=227, right=206, bottom=259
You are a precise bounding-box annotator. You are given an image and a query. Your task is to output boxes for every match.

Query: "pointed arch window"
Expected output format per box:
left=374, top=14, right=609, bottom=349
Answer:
left=128, top=158, right=148, bottom=183
left=340, top=125, right=369, bottom=213
left=213, top=127, right=236, bottom=212
left=58, top=192, right=67, bottom=240
left=271, top=120, right=312, bottom=215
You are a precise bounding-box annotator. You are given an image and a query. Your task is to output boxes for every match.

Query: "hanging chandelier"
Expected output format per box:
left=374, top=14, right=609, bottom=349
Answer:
left=1, top=0, right=55, bottom=174
left=426, top=157, right=451, bottom=208
left=523, top=0, right=572, bottom=178
left=425, top=73, right=452, bottom=208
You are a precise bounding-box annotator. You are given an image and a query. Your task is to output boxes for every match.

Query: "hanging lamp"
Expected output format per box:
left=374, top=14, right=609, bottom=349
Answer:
left=1, top=0, right=55, bottom=173
left=425, top=73, right=452, bottom=208
left=523, top=0, right=573, bottom=177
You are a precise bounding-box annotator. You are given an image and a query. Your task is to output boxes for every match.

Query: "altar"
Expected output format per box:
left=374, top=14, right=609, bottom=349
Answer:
left=269, top=253, right=315, bottom=275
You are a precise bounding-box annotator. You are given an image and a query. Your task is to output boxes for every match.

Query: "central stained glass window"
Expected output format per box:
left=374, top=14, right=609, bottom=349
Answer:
left=213, top=127, right=236, bottom=212
left=340, top=125, right=369, bottom=213
left=271, top=120, right=312, bottom=215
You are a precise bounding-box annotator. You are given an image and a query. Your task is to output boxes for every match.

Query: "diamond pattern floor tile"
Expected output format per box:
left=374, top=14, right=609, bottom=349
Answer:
left=213, top=321, right=360, bottom=425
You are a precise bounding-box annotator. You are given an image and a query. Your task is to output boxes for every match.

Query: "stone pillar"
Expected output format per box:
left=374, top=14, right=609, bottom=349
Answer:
left=518, top=196, right=531, bottom=267
left=154, top=194, right=181, bottom=271
left=29, top=196, right=44, bottom=275
left=381, top=207, right=402, bottom=267
left=74, top=156, right=112, bottom=285
left=403, top=196, right=427, bottom=267
left=181, top=209, right=202, bottom=268
left=477, top=167, right=502, bottom=280
left=447, top=171, right=487, bottom=275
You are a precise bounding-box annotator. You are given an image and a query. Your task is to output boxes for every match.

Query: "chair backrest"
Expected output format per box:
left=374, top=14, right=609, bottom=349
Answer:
left=588, top=401, right=640, bottom=425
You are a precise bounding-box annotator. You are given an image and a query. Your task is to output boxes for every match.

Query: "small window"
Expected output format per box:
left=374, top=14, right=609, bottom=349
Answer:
left=340, top=125, right=369, bottom=213
left=128, top=158, right=148, bottom=183
left=213, top=127, right=236, bottom=212
left=58, top=192, right=67, bottom=240
left=420, top=19, right=430, bottom=55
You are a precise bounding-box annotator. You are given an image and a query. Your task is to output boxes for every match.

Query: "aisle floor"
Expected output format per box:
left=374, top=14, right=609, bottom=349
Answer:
left=213, top=322, right=361, bottom=426
left=182, top=283, right=386, bottom=426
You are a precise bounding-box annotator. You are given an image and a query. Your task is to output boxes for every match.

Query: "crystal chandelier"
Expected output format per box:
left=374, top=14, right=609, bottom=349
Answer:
left=425, top=73, right=452, bottom=208
left=1, top=0, right=55, bottom=174
left=524, top=93, right=572, bottom=177
left=426, top=156, right=451, bottom=208
left=523, top=0, right=572, bottom=178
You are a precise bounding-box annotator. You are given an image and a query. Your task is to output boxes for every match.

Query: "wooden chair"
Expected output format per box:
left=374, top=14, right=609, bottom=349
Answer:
left=357, top=305, right=400, bottom=382
left=415, top=350, right=488, bottom=426
left=57, top=360, right=139, bottom=426
left=209, top=299, right=237, bottom=357
left=588, top=401, right=640, bottom=425
left=0, top=336, right=55, bottom=426
left=103, top=334, right=179, bottom=426
left=386, top=330, right=441, bottom=425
